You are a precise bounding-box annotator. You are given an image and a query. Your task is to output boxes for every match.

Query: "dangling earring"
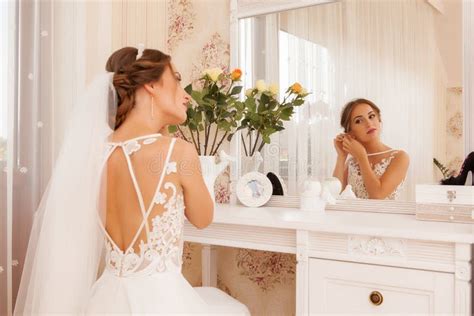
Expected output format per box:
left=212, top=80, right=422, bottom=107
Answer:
left=151, top=96, right=155, bottom=120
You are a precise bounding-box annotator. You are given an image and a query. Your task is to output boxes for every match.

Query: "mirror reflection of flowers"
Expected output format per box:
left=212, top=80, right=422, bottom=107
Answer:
left=238, top=80, right=309, bottom=156
left=169, top=68, right=245, bottom=156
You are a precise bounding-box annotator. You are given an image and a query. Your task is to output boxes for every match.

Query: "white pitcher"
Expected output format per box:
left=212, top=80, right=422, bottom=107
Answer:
left=199, top=150, right=234, bottom=204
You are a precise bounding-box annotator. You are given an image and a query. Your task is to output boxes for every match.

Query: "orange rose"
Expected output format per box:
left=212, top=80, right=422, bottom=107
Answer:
left=231, top=68, right=242, bottom=81
left=290, top=82, right=302, bottom=94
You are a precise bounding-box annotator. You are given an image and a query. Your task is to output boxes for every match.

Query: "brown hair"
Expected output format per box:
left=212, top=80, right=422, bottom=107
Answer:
left=106, top=47, right=171, bottom=129
left=340, top=98, right=381, bottom=133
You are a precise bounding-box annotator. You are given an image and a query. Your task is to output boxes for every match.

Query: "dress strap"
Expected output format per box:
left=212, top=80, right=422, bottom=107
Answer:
left=124, top=137, right=177, bottom=254
left=366, top=149, right=398, bottom=157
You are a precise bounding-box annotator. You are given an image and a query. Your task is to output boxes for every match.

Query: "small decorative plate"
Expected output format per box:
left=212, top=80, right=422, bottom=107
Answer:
left=236, top=171, right=273, bottom=207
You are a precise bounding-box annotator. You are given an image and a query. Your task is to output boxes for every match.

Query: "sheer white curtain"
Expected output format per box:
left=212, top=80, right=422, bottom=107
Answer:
left=0, top=1, right=112, bottom=314
left=1, top=1, right=17, bottom=314
left=273, top=0, right=446, bottom=199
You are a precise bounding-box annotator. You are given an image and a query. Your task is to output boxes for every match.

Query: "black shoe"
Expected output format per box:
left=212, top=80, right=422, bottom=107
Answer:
left=441, top=152, right=474, bottom=185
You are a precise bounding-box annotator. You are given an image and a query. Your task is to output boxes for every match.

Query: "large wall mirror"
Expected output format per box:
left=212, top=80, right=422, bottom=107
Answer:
left=230, top=0, right=472, bottom=202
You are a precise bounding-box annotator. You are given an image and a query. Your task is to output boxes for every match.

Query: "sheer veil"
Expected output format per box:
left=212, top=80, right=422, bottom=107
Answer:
left=14, top=73, right=116, bottom=314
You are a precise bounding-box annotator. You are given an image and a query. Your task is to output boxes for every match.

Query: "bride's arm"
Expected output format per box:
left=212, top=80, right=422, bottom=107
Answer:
left=332, top=156, right=348, bottom=191
left=342, top=135, right=409, bottom=199
left=176, top=139, right=213, bottom=229
left=357, top=152, right=409, bottom=199
left=333, top=134, right=348, bottom=191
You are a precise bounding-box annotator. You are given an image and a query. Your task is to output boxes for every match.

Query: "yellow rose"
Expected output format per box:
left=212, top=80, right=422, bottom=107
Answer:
left=203, top=67, right=222, bottom=82
left=245, top=88, right=254, bottom=97
left=290, top=82, right=303, bottom=94
left=231, top=68, right=242, bottom=81
left=256, top=80, right=267, bottom=92
left=269, top=83, right=279, bottom=95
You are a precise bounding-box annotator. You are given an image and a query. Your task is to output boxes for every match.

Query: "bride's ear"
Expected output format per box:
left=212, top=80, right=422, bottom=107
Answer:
left=143, top=82, right=156, bottom=95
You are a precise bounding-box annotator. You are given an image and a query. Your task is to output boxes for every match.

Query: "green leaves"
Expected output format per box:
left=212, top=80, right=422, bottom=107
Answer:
left=280, top=107, right=293, bottom=121
left=230, top=86, right=243, bottom=96
left=168, top=125, right=178, bottom=133
left=176, top=70, right=245, bottom=155
left=177, top=70, right=309, bottom=157
left=240, top=84, right=308, bottom=156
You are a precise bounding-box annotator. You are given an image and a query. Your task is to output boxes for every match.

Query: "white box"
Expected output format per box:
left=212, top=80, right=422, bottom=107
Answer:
left=415, top=184, right=474, bottom=224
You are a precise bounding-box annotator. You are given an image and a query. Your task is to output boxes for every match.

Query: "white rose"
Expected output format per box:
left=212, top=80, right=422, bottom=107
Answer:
left=207, top=67, right=223, bottom=82
left=245, top=88, right=254, bottom=97
left=269, top=83, right=279, bottom=95
left=255, top=80, right=267, bottom=92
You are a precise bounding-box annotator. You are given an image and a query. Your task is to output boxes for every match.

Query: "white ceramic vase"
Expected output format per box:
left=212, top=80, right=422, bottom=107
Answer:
left=199, top=150, right=232, bottom=204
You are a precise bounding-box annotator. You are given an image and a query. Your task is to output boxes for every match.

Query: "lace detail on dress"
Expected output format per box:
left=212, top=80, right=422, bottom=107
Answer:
left=100, top=135, right=184, bottom=277
left=347, top=150, right=405, bottom=200
left=104, top=185, right=185, bottom=277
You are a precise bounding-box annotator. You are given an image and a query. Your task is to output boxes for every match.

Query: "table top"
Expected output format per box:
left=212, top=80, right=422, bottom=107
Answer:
left=206, top=203, right=474, bottom=244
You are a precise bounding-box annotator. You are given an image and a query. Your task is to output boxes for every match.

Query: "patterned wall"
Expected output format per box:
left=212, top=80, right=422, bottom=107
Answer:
left=445, top=87, right=464, bottom=174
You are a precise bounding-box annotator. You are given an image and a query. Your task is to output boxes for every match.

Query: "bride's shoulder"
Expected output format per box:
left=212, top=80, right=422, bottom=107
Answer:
left=391, top=149, right=409, bottom=167
left=170, top=137, right=198, bottom=157
left=392, top=149, right=409, bottom=159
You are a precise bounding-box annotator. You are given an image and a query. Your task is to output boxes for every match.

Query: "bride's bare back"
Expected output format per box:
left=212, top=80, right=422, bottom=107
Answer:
left=103, top=133, right=212, bottom=255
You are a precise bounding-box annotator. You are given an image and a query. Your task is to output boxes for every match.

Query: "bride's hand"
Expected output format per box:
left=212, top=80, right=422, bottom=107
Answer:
left=342, top=134, right=366, bottom=161
left=333, top=133, right=348, bottom=158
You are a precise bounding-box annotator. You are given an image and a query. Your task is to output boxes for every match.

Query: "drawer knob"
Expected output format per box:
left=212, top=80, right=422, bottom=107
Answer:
left=369, top=291, right=383, bottom=306
left=447, top=190, right=456, bottom=202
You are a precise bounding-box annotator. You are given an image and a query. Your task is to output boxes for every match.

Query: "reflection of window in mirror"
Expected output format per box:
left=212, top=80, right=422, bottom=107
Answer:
left=238, top=0, right=465, bottom=201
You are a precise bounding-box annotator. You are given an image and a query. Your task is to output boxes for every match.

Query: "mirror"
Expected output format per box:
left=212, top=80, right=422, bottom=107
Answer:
left=234, top=0, right=466, bottom=202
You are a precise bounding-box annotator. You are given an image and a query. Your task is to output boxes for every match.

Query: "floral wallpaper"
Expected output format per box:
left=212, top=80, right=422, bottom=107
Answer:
left=445, top=87, right=464, bottom=175
left=191, top=32, right=230, bottom=81
left=236, top=249, right=296, bottom=292
left=167, top=0, right=196, bottom=52
left=165, top=0, right=297, bottom=314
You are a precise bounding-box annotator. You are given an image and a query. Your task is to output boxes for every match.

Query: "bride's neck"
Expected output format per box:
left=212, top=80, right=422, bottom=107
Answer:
left=114, top=113, right=164, bottom=139
left=362, top=139, right=390, bottom=154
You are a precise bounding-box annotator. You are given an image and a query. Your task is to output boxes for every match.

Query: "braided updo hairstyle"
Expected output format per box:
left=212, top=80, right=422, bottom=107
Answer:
left=106, top=47, right=171, bottom=130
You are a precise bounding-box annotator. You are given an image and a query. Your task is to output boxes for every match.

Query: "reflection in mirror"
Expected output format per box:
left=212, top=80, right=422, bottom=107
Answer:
left=238, top=0, right=464, bottom=201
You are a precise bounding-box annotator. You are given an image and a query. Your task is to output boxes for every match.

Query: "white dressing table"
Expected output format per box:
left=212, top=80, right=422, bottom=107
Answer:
left=184, top=204, right=474, bottom=315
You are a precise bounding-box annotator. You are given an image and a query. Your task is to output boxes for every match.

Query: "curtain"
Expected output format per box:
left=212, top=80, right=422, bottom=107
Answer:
left=0, top=1, right=112, bottom=313
left=1, top=1, right=18, bottom=314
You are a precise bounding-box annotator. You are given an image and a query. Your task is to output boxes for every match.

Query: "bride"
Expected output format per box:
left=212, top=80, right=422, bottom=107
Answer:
left=14, top=46, right=249, bottom=314
left=332, top=98, right=410, bottom=200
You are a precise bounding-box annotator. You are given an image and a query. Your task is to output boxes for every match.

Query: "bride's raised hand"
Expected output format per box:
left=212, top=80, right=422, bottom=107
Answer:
left=333, top=133, right=348, bottom=158
left=342, top=134, right=366, bottom=162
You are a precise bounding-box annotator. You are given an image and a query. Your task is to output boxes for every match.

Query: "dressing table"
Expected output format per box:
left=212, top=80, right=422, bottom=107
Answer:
left=182, top=0, right=474, bottom=314
left=184, top=203, right=474, bottom=314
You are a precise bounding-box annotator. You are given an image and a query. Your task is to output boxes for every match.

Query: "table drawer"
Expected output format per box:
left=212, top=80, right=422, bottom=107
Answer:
left=309, top=258, right=454, bottom=314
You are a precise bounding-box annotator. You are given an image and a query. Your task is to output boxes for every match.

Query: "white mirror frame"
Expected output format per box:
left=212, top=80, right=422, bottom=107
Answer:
left=229, top=0, right=474, bottom=213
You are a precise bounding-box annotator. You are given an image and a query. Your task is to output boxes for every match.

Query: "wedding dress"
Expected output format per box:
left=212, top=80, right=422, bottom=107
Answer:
left=347, top=149, right=405, bottom=200
left=14, top=73, right=249, bottom=315
left=86, top=134, right=249, bottom=314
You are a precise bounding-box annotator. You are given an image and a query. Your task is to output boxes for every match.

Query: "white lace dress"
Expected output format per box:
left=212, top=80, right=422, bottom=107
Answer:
left=347, top=150, right=405, bottom=200
left=86, top=134, right=249, bottom=315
